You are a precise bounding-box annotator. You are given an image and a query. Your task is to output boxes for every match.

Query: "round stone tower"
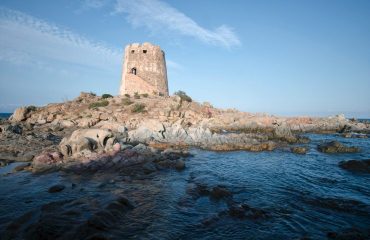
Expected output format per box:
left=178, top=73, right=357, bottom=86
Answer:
left=119, top=42, right=169, bottom=96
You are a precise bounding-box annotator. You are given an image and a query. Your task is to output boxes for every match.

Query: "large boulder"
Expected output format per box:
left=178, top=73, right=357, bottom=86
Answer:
left=187, top=126, right=213, bottom=143
left=59, top=129, right=117, bottom=157
left=32, top=151, right=64, bottom=173
left=273, top=122, right=297, bottom=143
left=163, top=119, right=189, bottom=141
left=9, top=107, right=29, bottom=122
left=318, top=141, right=360, bottom=153
left=95, top=121, right=127, bottom=133
left=128, top=119, right=165, bottom=142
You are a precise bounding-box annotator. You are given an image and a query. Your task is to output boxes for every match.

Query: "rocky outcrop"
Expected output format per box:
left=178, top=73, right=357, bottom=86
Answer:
left=2, top=93, right=369, bottom=166
left=127, top=119, right=277, bottom=151
left=29, top=141, right=190, bottom=174
left=128, top=119, right=166, bottom=142
left=273, top=122, right=297, bottom=143
left=9, top=107, right=29, bottom=122
left=342, top=132, right=368, bottom=138
left=59, top=129, right=118, bottom=158
left=291, top=146, right=308, bottom=154
left=0, top=124, right=22, bottom=135
left=317, top=141, right=360, bottom=153
left=32, top=151, right=64, bottom=173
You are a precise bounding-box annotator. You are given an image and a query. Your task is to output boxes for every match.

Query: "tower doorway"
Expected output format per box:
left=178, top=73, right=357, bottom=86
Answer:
left=131, top=67, right=137, bottom=75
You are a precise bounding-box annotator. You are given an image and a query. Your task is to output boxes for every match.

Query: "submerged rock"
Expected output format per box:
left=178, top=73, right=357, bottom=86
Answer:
left=342, top=132, right=368, bottom=139
left=175, top=159, right=185, bottom=171
left=327, top=228, right=370, bottom=240
left=12, top=163, right=31, bottom=172
left=317, top=141, right=360, bottom=153
left=142, top=162, right=157, bottom=174
left=2, top=195, right=134, bottom=239
left=338, top=159, right=370, bottom=173
left=210, top=186, right=232, bottom=200
left=48, top=184, right=65, bottom=193
left=228, top=204, right=268, bottom=220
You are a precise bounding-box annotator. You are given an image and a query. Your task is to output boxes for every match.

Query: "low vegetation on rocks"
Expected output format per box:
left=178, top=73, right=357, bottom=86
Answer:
left=89, top=100, right=109, bottom=109
left=102, top=94, right=113, bottom=99
left=27, top=105, right=37, bottom=112
left=132, top=103, right=146, bottom=113
left=134, top=92, right=140, bottom=99
left=174, top=90, right=192, bottom=102
left=122, top=98, right=134, bottom=106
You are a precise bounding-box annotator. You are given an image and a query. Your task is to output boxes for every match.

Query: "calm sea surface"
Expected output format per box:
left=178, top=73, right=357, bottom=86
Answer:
left=0, top=133, right=369, bottom=239
left=0, top=113, right=11, bottom=120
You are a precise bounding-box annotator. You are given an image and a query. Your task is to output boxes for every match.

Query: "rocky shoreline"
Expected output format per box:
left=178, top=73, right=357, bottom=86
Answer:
left=0, top=92, right=369, bottom=174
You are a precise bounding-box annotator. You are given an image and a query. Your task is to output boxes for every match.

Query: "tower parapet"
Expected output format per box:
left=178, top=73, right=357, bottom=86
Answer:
left=119, top=42, right=169, bottom=96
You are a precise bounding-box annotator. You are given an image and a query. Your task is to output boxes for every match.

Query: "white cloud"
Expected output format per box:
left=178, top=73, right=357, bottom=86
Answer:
left=114, top=0, right=241, bottom=48
left=82, top=0, right=109, bottom=9
left=166, top=60, right=183, bottom=71
left=0, top=7, right=122, bottom=71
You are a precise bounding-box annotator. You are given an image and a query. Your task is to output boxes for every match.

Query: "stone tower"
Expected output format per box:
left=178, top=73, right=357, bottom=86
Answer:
left=119, top=42, right=169, bottom=96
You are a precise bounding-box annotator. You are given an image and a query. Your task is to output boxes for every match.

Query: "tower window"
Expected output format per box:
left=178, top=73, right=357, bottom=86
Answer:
left=143, top=50, right=147, bottom=53
left=131, top=67, right=137, bottom=75
left=131, top=50, right=135, bottom=53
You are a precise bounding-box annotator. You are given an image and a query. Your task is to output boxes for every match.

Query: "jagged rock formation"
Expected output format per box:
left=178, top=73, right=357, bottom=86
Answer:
left=2, top=91, right=369, bottom=162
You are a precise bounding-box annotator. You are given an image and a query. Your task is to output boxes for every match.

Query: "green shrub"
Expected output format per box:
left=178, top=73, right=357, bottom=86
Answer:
left=141, top=93, right=149, bottom=98
left=131, top=103, right=146, bottom=113
left=89, top=92, right=97, bottom=96
left=174, top=90, right=192, bottom=102
left=89, top=100, right=109, bottom=109
left=122, top=98, right=133, bottom=106
left=134, top=92, right=140, bottom=99
left=124, top=94, right=130, bottom=98
left=102, top=94, right=113, bottom=99
left=27, top=105, right=37, bottom=112
left=158, top=92, right=164, bottom=97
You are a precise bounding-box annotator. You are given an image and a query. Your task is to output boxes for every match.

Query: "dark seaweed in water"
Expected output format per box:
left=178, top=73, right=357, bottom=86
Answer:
left=0, top=133, right=370, bottom=239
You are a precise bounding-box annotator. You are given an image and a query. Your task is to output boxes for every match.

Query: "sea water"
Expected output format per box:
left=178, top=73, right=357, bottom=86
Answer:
left=0, top=113, right=11, bottom=120
left=0, top=133, right=369, bottom=239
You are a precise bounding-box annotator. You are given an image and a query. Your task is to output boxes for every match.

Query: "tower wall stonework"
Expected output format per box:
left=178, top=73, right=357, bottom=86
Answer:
left=119, top=42, right=169, bottom=96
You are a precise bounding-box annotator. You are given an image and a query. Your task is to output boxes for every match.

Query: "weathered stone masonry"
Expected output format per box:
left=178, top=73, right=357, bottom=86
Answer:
left=119, top=42, right=169, bottom=96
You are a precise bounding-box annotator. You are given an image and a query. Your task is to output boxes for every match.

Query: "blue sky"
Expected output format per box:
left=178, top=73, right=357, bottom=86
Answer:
left=0, top=0, right=369, bottom=117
